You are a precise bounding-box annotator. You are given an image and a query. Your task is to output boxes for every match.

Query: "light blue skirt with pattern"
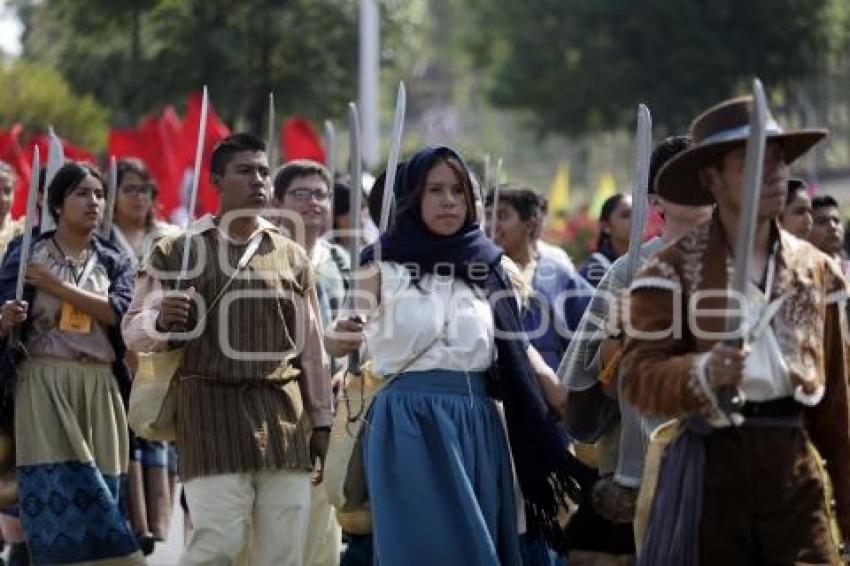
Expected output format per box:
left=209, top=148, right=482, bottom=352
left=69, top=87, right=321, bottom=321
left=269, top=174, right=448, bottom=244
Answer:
left=363, top=369, right=521, bottom=566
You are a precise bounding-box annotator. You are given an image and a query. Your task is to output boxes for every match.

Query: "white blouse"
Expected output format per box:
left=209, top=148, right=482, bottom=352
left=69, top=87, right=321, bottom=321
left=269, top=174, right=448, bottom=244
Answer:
left=364, top=261, right=495, bottom=375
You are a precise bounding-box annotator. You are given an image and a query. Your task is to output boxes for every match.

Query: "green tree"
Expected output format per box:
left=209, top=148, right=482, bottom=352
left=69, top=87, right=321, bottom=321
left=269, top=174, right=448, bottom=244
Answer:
left=467, top=0, right=845, bottom=136
left=0, top=60, right=108, bottom=150
left=13, top=0, right=425, bottom=132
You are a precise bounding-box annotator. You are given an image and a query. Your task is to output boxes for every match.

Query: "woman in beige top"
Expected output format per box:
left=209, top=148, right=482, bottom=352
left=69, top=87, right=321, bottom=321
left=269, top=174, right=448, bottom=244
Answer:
left=0, top=161, right=142, bottom=564
left=111, top=157, right=180, bottom=553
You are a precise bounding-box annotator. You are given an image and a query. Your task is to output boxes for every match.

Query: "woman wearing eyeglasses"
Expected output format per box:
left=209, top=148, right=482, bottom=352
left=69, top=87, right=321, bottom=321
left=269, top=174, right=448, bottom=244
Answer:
left=111, top=157, right=180, bottom=554
left=112, top=158, right=179, bottom=269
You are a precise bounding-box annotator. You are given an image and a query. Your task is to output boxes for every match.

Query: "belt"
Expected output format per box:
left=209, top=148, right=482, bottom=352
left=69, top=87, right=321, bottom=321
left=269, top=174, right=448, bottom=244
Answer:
left=740, top=396, right=802, bottom=418
left=739, top=396, right=803, bottom=428
left=179, top=365, right=301, bottom=389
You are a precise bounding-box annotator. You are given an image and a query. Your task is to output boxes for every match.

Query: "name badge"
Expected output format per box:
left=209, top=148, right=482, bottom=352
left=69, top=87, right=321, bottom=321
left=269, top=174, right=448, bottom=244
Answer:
left=59, top=301, right=93, bottom=334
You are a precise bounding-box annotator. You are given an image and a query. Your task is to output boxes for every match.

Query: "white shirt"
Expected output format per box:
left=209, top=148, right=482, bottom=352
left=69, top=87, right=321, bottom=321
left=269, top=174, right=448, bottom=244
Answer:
left=697, top=255, right=823, bottom=427
left=364, top=261, right=495, bottom=375
left=739, top=278, right=793, bottom=403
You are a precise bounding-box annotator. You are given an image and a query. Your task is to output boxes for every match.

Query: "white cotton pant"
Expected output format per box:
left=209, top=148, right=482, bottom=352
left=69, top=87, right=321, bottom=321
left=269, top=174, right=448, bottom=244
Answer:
left=302, top=482, right=342, bottom=566
left=179, top=469, right=311, bottom=566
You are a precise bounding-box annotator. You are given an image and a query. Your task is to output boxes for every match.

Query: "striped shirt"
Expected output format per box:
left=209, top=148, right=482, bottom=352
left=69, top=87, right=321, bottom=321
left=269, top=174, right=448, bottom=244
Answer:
left=122, top=215, right=332, bottom=480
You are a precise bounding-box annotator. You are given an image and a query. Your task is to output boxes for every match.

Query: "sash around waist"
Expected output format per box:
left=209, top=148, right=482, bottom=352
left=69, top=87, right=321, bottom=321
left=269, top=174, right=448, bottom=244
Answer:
left=26, top=355, right=112, bottom=370
left=178, top=364, right=301, bottom=389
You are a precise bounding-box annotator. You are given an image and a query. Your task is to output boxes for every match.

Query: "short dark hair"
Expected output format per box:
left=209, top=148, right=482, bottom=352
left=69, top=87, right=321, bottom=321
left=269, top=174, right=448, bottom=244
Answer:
left=485, top=183, right=545, bottom=221
left=210, top=133, right=266, bottom=176
left=272, top=159, right=332, bottom=201
left=785, top=178, right=807, bottom=206
left=812, top=195, right=839, bottom=211
left=599, top=193, right=625, bottom=223
left=649, top=136, right=691, bottom=194
left=333, top=179, right=353, bottom=218
left=367, top=162, right=407, bottom=227
left=596, top=193, right=626, bottom=251
left=47, top=161, right=104, bottom=222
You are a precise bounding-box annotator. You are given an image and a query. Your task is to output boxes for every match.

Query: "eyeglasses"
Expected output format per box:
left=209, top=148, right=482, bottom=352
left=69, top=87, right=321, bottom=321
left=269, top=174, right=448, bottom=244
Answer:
left=287, top=188, right=330, bottom=202
left=120, top=184, right=153, bottom=197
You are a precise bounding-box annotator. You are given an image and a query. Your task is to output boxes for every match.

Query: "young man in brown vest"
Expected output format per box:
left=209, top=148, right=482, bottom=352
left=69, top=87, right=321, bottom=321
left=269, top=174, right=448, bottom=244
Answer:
left=621, top=97, right=850, bottom=563
left=123, top=133, right=333, bottom=565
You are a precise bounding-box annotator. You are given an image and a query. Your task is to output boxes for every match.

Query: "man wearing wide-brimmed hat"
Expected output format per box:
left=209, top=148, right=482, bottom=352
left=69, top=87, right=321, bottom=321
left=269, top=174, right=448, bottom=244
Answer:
left=619, top=95, right=850, bottom=563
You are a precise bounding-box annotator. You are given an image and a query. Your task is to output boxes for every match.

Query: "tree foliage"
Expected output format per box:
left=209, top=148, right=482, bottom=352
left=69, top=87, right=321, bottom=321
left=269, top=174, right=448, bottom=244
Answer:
left=467, top=0, right=846, bottom=136
left=0, top=60, right=108, bottom=150
left=12, top=0, right=424, bottom=133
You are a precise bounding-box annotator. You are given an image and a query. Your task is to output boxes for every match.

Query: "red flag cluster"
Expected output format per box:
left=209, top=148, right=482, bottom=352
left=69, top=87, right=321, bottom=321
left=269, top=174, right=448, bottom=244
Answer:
left=109, top=92, right=231, bottom=221
left=0, top=126, right=96, bottom=218
left=0, top=125, right=31, bottom=218
left=0, top=91, right=328, bottom=222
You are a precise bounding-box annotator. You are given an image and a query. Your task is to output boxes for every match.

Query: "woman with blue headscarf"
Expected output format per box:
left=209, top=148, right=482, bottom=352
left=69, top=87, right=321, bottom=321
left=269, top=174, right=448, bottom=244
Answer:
left=327, top=146, right=593, bottom=565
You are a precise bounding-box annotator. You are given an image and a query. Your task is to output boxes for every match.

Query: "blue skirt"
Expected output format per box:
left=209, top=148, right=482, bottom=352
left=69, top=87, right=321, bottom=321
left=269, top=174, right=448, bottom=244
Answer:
left=15, top=359, right=141, bottom=564
left=364, top=369, right=521, bottom=566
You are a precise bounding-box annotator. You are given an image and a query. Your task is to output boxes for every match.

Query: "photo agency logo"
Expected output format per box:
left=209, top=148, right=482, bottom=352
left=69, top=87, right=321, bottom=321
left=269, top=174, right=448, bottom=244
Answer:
left=140, top=208, right=850, bottom=358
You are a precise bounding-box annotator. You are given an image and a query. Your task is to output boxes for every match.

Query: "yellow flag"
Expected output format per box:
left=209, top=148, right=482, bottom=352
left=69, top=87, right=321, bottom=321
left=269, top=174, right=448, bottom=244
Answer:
left=590, top=172, right=617, bottom=216
left=547, top=163, right=570, bottom=229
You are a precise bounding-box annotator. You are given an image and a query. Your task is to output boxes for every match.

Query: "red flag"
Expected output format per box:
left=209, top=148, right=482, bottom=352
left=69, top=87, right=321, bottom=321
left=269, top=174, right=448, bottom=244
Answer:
left=109, top=115, right=184, bottom=220
left=281, top=117, right=325, bottom=163
left=181, top=92, right=231, bottom=218
left=157, top=106, right=185, bottom=192
left=0, top=125, right=32, bottom=219
left=108, top=93, right=231, bottom=223
left=645, top=208, right=664, bottom=240
left=151, top=106, right=186, bottom=219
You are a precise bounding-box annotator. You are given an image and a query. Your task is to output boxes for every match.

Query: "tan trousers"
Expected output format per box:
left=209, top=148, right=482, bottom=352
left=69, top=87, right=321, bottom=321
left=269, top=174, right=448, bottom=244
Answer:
left=179, top=469, right=311, bottom=566
left=302, top=483, right=342, bottom=566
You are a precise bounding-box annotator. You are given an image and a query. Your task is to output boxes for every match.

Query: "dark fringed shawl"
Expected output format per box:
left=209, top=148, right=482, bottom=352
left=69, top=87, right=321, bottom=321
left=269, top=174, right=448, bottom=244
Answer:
left=361, top=145, right=595, bottom=550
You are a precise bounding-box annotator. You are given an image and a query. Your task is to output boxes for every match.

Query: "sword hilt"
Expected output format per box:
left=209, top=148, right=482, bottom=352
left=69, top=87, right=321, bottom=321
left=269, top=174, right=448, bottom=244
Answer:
left=346, top=313, right=364, bottom=376
left=717, top=337, right=745, bottom=418
left=716, top=386, right=744, bottom=412
left=348, top=350, right=361, bottom=377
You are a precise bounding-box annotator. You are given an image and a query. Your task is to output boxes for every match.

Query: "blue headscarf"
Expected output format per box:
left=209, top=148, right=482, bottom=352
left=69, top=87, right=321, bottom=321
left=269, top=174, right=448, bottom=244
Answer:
left=362, top=146, right=499, bottom=275
left=362, top=146, right=593, bottom=549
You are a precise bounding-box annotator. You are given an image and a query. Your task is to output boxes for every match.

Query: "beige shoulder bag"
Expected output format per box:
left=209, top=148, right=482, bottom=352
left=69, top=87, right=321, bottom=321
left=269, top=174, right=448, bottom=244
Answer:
left=325, top=329, right=444, bottom=534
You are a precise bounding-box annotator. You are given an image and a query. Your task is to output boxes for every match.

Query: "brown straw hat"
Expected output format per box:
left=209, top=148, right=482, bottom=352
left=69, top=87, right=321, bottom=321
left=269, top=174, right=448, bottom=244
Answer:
left=654, top=96, right=828, bottom=206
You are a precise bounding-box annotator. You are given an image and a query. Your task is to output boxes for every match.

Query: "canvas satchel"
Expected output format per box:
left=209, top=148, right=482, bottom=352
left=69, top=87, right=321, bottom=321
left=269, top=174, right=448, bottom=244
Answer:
left=128, top=346, right=184, bottom=441
left=128, top=232, right=263, bottom=441
left=325, top=329, right=444, bottom=535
